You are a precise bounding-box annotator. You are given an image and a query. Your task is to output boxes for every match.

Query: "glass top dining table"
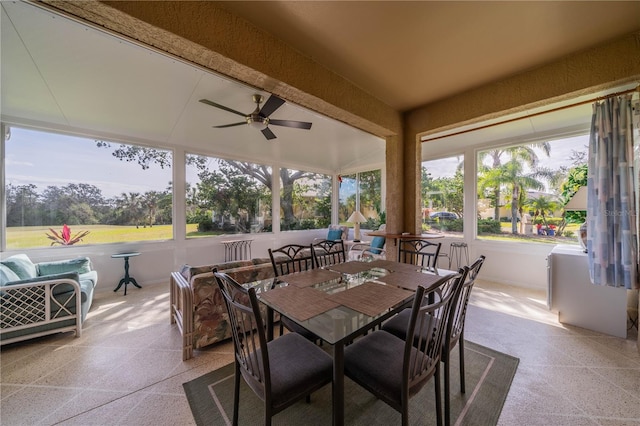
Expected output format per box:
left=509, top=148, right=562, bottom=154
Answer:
left=247, top=259, right=457, bottom=426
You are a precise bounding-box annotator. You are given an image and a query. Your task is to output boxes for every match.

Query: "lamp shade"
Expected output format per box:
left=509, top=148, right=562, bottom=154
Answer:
left=565, top=186, right=587, bottom=211
left=347, top=211, right=366, bottom=223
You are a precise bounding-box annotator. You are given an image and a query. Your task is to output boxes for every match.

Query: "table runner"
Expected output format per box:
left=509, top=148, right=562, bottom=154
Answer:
left=327, top=281, right=414, bottom=316
left=375, top=270, right=452, bottom=292
left=280, top=269, right=342, bottom=288
left=327, top=261, right=375, bottom=275
left=259, top=285, right=340, bottom=321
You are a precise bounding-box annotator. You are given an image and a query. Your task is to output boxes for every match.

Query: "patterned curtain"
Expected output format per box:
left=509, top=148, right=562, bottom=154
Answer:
left=586, top=94, right=638, bottom=289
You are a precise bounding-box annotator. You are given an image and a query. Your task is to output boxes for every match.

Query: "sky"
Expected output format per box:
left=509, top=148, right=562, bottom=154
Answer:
left=5, top=127, right=173, bottom=199
left=423, top=134, right=589, bottom=182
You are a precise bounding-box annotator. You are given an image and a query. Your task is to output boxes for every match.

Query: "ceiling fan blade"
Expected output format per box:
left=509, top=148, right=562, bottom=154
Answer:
left=269, top=119, right=313, bottom=130
left=199, top=99, right=247, bottom=117
left=261, top=127, right=277, bottom=140
left=213, top=122, right=246, bottom=128
left=259, top=95, right=285, bottom=117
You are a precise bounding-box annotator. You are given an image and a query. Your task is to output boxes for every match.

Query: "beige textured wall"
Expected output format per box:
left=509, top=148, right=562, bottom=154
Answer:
left=406, top=32, right=640, bottom=137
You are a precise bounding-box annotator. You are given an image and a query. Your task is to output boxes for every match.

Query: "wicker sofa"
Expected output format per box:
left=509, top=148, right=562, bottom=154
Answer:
left=170, top=258, right=276, bottom=360
left=1, top=254, right=98, bottom=345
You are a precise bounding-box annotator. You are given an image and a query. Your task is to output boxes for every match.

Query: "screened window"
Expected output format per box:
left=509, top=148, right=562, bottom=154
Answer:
left=4, top=127, right=173, bottom=249
left=476, top=135, right=588, bottom=243
left=185, top=155, right=272, bottom=236
left=280, top=168, right=331, bottom=231
left=422, top=156, right=464, bottom=235
left=338, top=169, right=383, bottom=230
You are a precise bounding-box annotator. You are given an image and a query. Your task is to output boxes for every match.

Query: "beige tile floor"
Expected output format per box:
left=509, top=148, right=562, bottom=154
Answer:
left=1, top=280, right=639, bottom=425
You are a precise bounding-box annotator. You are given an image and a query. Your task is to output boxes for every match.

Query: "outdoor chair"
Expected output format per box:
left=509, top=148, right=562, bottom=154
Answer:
left=344, top=271, right=463, bottom=426
left=213, top=271, right=333, bottom=426
left=268, top=244, right=321, bottom=342
left=311, top=239, right=346, bottom=268
left=397, top=239, right=441, bottom=270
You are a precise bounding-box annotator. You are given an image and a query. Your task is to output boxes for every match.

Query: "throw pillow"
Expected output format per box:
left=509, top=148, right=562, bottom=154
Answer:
left=369, top=236, right=386, bottom=255
left=327, top=229, right=343, bottom=241
left=1, top=254, right=38, bottom=280
left=37, top=257, right=92, bottom=276
left=1, top=264, right=21, bottom=285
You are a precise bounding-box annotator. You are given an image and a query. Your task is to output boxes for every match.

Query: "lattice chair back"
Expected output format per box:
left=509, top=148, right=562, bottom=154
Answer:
left=268, top=244, right=315, bottom=276
left=311, top=239, right=346, bottom=268
left=398, top=239, right=442, bottom=270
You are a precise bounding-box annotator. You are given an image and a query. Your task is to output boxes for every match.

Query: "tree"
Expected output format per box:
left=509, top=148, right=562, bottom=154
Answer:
left=477, top=143, right=551, bottom=220
left=482, top=159, right=548, bottom=233
left=525, top=195, right=561, bottom=229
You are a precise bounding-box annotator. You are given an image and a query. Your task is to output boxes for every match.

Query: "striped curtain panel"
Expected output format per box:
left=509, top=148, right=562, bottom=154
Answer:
left=586, top=94, right=639, bottom=289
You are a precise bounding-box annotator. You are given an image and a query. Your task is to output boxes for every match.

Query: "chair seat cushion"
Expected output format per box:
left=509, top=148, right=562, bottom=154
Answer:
left=265, top=333, right=332, bottom=410
left=381, top=308, right=411, bottom=339
left=382, top=308, right=440, bottom=353
left=345, top=330, right=426, bottom=405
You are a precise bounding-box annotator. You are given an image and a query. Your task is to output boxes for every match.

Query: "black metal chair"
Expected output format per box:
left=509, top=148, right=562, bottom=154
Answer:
left=311, top=239, right=346, bottom=268
left=344, top=271, right=463, bottom=426
left=268, top=244, right=320, bottom=342
left=397, top=239, right=442, bottom=270
left=441, top=255, right=485, bottom=425
left=213, top=271, right=333, bottom=426
left=268, top=244, right=315, bottom=276
left=382, top=260, right=482, bottom=426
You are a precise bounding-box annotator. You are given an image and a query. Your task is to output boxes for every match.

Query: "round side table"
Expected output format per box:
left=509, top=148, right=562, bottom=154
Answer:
left=111, top=252, right=141, bottom=295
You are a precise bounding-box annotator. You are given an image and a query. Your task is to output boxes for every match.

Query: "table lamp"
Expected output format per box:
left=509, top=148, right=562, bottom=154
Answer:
left=564, top=186, right=588, bottom=252
left=347, top=210, right=367, bottom=242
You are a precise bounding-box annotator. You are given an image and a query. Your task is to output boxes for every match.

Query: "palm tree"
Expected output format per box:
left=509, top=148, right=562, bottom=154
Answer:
left=525, top=195, right=561, bottom=229
left=487, top=159, right=548, bottom=233
left=477, top=143, right=551, bottom=220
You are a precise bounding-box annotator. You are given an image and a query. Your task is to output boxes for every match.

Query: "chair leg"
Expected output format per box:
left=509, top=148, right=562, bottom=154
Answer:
left=444, top=351, right=451, bottom=426
left=459, top=337, right=466, bottom=394
left=233, top=363, right=241, bottom=426
left=434, top=363, right=443, bottom=426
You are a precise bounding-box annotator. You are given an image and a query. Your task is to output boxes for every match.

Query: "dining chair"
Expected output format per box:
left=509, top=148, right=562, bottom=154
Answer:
left=311, top=239, right=346, bottom=268
left=213, top=271, right=333, bottom=426
left=268, top=244, right=315, bottom=276
left=397, top=239, right=442, bottom=270
left=441, top=256, right=485, bottom=424
left=381, top=265, right=476, bottom=426
left=268, top=244, right=320, bottom=342
left=344, top=271, right=463, bottom=426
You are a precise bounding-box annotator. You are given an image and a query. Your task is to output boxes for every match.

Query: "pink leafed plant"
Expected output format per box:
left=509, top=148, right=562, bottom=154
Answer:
left=45, top=224, right=90, bottom=246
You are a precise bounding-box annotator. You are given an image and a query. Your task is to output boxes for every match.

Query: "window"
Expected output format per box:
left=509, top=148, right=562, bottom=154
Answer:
left=185, top=155, right=272, bottom=236
left=422, top=156, right=464, bottom=235
left=4, top=126, right=173, bottom=249
left=476, top=135, right=588, bottom=243
left=280, top=168, right=331, bottom=231
left=338, top=170, right=384, bottom=230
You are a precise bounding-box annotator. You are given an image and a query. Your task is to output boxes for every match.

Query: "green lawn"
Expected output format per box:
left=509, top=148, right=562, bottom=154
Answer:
left=5, top=224, right=196, bottom=249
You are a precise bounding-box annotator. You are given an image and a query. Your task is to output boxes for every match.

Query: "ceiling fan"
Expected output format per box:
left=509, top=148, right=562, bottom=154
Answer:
left=199, top=94, right=312, bottom=140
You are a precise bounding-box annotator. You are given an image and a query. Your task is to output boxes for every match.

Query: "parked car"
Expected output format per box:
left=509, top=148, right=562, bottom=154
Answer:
left=429, top=211, right=458, bottom=221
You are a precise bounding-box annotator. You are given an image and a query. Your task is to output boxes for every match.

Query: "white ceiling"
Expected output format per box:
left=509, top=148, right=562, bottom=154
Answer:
left=0, top=1, right=385, bottom=174
left=1, top=1, right=639, bottom=172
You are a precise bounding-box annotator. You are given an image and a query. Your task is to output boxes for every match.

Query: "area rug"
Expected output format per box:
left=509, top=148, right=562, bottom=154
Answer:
left=183, top=341, right=518, bottom=426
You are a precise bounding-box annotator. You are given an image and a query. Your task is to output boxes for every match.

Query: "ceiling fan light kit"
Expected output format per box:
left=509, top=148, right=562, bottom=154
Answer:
left=199, top=93, right=312, bottom=140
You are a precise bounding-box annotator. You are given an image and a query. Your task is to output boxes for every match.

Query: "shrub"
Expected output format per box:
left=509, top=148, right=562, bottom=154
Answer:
left=478, top=219, right=502, bottom=233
